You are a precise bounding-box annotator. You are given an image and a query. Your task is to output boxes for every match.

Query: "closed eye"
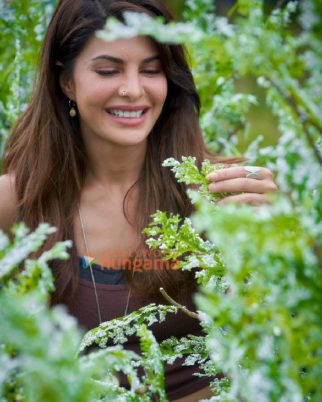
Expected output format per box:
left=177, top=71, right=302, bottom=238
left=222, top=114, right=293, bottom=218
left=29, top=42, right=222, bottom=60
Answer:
left=96, top=70, right=118, bottom=76
left=95, top=69, right=162, bottom=76
left=142, top=70, right=162, bottom=75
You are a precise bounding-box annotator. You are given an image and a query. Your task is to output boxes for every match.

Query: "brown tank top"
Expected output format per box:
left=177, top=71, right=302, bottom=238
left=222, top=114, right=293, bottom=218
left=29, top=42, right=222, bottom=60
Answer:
left=65, top=258, right=214, bottom=400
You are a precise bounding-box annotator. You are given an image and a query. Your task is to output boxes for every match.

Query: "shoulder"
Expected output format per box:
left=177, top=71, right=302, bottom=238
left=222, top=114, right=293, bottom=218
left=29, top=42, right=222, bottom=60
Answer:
left=0, top=173, right=19, bottom=234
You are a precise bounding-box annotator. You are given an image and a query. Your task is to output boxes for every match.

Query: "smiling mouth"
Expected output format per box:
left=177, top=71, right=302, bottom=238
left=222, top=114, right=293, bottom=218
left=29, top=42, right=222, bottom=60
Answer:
left=106, top=108, right=148, bottom=119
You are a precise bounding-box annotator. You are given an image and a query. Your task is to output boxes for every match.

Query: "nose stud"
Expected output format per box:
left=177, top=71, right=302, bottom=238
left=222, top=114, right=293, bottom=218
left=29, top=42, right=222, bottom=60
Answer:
left=119, top=87, right=128, bottom=97
left=118, top=85, right=145, bottom=98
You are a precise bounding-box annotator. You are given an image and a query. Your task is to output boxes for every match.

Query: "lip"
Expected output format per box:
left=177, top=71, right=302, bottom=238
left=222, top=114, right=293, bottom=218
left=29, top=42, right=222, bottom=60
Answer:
left=105, top=108, right=149, bottom=126
left=106, top=105, right=150, bottom=111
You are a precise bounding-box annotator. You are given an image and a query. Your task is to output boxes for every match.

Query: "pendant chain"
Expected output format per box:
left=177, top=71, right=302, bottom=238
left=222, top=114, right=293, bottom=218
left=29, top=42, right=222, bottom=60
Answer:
left=78, top=207, right=132, bottom=326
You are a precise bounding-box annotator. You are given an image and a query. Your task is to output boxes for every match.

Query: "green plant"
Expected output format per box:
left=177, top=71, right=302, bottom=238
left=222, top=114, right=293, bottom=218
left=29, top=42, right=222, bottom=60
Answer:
left=0, top=224, right=180, bottom=402
left=1, top=1, right=321, bottom=401
left=0, top=0, right=57, bottom=170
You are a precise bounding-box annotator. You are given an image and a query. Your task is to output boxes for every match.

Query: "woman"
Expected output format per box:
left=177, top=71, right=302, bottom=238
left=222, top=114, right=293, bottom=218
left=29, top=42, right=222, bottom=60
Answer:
left=0, top=0, right=277, bottom=400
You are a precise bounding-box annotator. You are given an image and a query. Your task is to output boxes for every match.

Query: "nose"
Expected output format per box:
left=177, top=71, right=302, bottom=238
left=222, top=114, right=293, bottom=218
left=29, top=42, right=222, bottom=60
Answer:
left=120, top=72, right=145, bottom=100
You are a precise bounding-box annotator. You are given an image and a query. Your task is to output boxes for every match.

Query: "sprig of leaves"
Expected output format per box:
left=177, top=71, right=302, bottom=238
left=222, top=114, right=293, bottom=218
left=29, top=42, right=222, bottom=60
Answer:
left=78, top=303, right=178, bottom=352
left=144, top=210, right=226, bottom=289
left=162, top=156, right=231, bottom=203
left=97, top=11, right=203, bottom=44
left=0, top=222, right=72, bottom=299
left=136, top=325, right=167, bottom=402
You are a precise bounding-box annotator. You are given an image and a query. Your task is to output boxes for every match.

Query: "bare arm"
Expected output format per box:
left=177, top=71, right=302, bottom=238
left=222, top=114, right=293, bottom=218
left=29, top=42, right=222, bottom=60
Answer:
left=0, top=174, right=19, bottom=234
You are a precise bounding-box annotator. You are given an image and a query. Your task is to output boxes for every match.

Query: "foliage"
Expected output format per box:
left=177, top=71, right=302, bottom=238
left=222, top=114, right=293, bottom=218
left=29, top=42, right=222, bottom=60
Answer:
left=78, top=303, right=178, bottom=351
left=162, top=156, right=232, bottom=202
left=145, top=166, right=322, bottom=401
left=193, top=199, right=322, bottom=401
left=97, top=11, right=203, bottom=43
left=0, top=224, right=187, bottom=402
left=0, top=0, right=58, bottom=170
left=1, top=0, right=322, bottom=401
left=144, top=208, right=226, bottom=287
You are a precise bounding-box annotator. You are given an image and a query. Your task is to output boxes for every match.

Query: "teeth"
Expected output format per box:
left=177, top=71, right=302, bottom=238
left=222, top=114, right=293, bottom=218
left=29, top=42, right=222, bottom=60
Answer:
left=108, top=109, right=145, bottom=118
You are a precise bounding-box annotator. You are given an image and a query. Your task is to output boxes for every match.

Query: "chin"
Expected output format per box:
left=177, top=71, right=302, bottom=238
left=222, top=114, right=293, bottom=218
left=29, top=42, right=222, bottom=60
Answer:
left=112, top=136, right=148, bottom=147
left=112, top=131, right=150, bottom=145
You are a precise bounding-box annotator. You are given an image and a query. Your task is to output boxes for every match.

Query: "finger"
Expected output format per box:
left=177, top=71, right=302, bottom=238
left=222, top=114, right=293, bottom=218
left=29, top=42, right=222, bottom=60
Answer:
left=207, top=166, right=274, bottom=182
left=208, top=177, right=278, bottom=194
left=217, top=193, right=272, bottom=206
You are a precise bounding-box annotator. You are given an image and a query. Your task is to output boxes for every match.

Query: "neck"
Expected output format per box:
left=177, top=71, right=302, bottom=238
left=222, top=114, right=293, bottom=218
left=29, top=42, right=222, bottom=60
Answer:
left=83, top=137, right=147, bottom=193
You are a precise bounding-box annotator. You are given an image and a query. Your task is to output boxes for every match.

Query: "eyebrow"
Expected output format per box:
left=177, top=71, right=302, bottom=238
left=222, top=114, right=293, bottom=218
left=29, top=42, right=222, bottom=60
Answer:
left=91, top=55, right=160, bottom=64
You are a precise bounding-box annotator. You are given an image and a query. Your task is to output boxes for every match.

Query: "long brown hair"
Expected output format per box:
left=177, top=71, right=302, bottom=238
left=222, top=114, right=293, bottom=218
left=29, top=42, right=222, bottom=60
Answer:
left=3, top=0, right=241, bottom=305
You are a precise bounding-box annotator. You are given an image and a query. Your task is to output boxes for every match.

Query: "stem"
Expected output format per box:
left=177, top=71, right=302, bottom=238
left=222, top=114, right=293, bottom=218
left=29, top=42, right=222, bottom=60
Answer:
left=303, top=124, right=322, bottom=166
left=274, top=0, right=288, bottom=10
left=135, top=385, right=148, bottom=395
left=267, top=73, right=322, bottom=134
left=313, top=241, right=322, bottom=271
left=217, top=124, right=244, bottom=154
left=268, top=78, right=322, bottom=166
left=159, top=287, right=201, bottom=322
left=282, top=73, right=322, bottom=134
left=227, top=3, right=238, bottom=19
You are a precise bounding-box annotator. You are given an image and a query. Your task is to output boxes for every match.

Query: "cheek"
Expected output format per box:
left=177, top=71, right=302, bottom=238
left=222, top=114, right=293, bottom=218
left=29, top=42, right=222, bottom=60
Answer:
left=74, top=75, right=116, bottom=104
left=154, top=78, right=168, bottom=107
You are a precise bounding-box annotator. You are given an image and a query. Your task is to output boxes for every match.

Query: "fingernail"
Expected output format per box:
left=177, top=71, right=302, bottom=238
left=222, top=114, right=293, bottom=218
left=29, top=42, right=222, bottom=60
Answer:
left=206, top=172, right=218, bottom=180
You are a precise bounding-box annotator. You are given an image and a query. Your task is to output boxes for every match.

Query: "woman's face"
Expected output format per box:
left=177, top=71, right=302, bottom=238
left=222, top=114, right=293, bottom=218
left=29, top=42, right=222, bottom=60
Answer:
left=61, top=35, right=168, bottom=148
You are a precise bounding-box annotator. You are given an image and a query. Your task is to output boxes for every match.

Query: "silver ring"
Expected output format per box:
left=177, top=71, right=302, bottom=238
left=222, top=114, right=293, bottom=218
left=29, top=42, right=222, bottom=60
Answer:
left=244, top=166, right=264, bottom=180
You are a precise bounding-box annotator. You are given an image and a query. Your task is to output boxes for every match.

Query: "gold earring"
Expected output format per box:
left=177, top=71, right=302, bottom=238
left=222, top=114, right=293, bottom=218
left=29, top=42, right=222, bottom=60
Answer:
left=69, top=99, right=77, bottom=117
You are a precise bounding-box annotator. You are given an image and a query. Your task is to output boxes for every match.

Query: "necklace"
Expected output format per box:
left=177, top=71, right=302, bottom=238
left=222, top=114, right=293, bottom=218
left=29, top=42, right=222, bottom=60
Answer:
left=78, top=207, right=132, bottom=325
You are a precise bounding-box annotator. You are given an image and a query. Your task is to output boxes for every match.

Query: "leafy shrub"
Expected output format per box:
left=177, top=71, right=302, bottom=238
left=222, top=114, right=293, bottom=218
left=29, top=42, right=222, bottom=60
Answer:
left=1, top=1, right=321, bottom=401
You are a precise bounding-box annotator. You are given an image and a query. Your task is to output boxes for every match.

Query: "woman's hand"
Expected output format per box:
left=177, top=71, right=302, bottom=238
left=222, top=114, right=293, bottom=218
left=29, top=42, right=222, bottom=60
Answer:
left=207, top=165, right=278, bottom=206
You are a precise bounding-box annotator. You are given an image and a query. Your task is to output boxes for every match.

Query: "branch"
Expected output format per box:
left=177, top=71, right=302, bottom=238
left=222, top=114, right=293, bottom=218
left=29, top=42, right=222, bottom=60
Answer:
left=227, top=3, right=238, bottom=20
left=274, top=0, right=288, bottom=10
left=285, top=78, right=322, bottom=134
left=217, top=124, right=244, bottom=155
left=268, top=77, right=301, bottom=115
left=313, top=241, right=322, bottom=272
left=268, top=78, right=322, bottom=166
left=302, top=123, right=322, bottom=166
left=268, top=77, right=322, bottom=133
left=159, top=287, right=201, bottom=322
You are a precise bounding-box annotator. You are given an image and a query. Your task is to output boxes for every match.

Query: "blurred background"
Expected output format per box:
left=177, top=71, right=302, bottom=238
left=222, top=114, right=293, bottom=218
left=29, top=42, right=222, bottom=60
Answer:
left=165, top=0, right=295, bottom=19
left=163, top=0, right=300, bottom=151
left=0, top=0, right=311, bottom=158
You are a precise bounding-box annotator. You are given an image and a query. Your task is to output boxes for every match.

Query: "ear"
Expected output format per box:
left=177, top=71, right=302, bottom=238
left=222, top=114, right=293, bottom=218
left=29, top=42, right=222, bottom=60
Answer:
left=59, top=71, right=75, bottom=100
